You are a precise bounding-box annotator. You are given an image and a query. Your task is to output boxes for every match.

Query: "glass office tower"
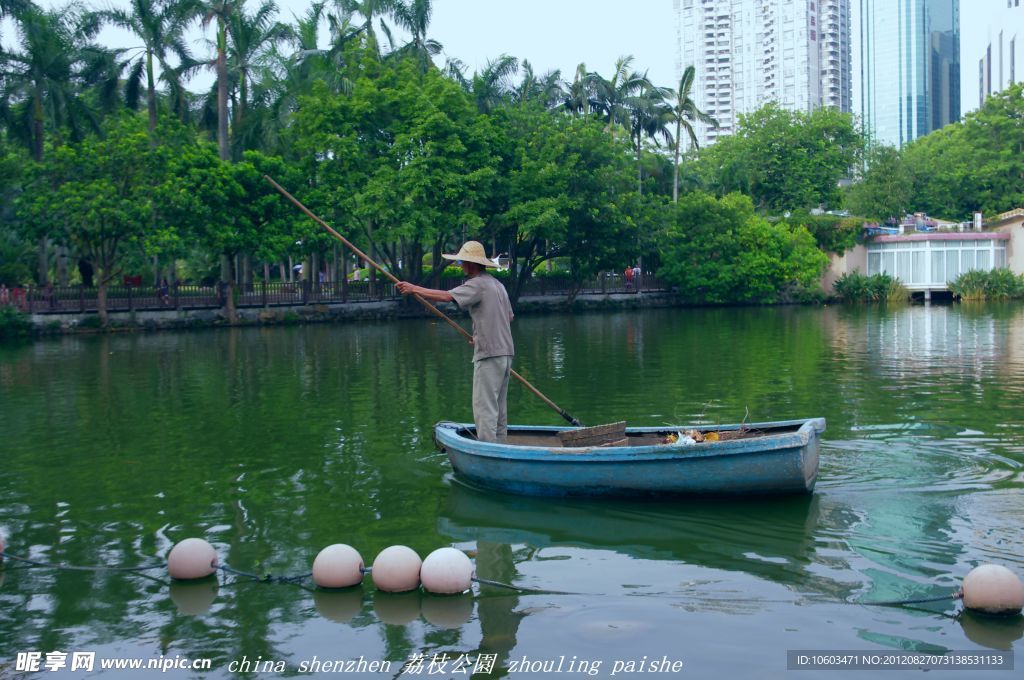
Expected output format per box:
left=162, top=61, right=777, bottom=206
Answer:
left=860, top=0, right=960, bottom=147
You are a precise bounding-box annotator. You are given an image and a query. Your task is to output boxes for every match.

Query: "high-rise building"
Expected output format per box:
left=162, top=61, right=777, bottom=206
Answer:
left=974, top=1, right=1022, bottom=109
left=858, top=0, right=960, bottom=148
left=674, top=0, right=853, bottom=148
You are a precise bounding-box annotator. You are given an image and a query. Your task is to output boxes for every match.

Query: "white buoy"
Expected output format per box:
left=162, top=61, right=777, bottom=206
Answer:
left=962, top=564, right=1024, bottom=616
left=419, top=547, right=474, bottom=594
left=167, top=538, right=218, bottom=580
left=372, top=546, right=422, bottom=592
left=312, top=544, right=364, bottom=589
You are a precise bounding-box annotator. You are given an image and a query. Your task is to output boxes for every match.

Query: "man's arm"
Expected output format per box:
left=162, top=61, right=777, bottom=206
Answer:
left=395, top=281, right=454, bottom=303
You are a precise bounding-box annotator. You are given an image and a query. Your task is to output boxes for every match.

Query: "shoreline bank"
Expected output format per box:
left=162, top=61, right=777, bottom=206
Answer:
left=10, top=291, right=685, bottom=337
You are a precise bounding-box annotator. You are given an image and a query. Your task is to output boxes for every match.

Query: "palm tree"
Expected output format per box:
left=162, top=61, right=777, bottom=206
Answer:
left=247, top=0, right=357, bottom=151
left=339, top=0, right=396, bottom=56
left=669, top=65, right=717, bottom=202
left=627, top=82, right=673, bottom=195
left=471, top=55, right=517, bottom=113
left=100, top=0, right=198, bottom=134
left=198, top=0, right=239, bottom=161
left=390, top=0, right=441, bottom=70
left=0, top=0, right=30, bottom=20
left=514, top=60, right=563, bottom=109
left=225, top=0, right=289, bottom=152
left=562, top=62, right=597, bottom=116
left=593, top=55, right=649, bottom=129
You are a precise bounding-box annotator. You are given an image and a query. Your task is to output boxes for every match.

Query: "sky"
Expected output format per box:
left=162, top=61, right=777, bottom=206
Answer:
left=0, top=0, right=996, bottom=117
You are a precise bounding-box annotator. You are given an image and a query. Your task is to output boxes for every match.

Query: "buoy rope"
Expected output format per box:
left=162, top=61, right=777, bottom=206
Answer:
left=862, top=591, right=963, bottom=607
left=216, top=563, right=312, bottom=584
left=0, top=550, right=166, bottom=572
left=472, top=576, right=579, bottom=595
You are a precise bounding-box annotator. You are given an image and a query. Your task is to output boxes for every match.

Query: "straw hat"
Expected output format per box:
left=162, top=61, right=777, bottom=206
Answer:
left=441, top=241, right=499, bottom=268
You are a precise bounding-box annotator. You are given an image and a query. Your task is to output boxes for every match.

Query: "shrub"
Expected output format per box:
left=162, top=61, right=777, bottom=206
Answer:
left=832, top=272, right=909, bottom=303
left=949, top=268, right=1024, bottom=300
left=0, top=306, right=32, bottom=337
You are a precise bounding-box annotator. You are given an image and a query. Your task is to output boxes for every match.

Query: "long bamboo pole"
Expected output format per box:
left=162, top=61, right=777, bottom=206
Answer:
left=265, top=176, right=583, bottom=427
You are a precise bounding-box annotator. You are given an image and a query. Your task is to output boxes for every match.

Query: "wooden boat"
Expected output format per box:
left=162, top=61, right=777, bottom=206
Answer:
left=433, top=417, right=825, bottom=497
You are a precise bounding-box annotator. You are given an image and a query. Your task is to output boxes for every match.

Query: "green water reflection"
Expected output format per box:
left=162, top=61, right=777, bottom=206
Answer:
left=1, top=304, right=1022, bottom=677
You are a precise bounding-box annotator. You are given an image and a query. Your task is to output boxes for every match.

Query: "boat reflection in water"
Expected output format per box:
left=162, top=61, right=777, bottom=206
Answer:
left=439, top=477, right=822, bottom=586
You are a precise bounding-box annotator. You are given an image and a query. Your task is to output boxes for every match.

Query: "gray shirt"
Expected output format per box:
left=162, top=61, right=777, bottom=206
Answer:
left=449, top=273, right=515, bottom=361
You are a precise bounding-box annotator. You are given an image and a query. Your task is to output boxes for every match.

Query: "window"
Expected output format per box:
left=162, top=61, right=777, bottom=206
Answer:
left=931, top=250, right=945, bottom=284
left=898, top=251, right=911, bottom=280
left=961, top=249, right=976, bottom=273
left=945, top=250, right=959, bottom=282
left=882, top=252, right=895, bottom=276
left=912, top=251, right=925, bottom=283
left=868, top=251, right=881, bottom=276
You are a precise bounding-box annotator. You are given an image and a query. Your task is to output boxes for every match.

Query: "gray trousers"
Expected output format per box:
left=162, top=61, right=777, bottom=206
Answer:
left=473, top=355, right=512, bottom=443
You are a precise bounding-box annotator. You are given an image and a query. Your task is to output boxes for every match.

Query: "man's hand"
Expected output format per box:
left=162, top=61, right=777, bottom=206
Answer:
left=394, top=281, right=454, bottom=303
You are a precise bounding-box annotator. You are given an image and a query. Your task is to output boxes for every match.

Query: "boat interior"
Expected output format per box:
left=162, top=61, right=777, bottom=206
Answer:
left=451, top=422, right=803, bottom=449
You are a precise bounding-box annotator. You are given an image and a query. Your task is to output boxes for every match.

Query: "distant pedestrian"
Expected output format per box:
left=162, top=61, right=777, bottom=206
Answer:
left=158, top=278, right=170, bottom=306
left=624, top=266, right=634, bottom=290
left=632, top=265, right=641, bottom=292
left=0, top=284, right=9, bottom=306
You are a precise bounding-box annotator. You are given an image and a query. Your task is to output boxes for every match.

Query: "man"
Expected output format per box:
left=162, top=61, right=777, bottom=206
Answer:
left=396, top=241, right=514, bottom=443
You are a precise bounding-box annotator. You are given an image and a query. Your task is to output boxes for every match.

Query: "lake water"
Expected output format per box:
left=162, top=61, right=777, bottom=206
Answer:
left=1, top=304, right=1022, bottom=678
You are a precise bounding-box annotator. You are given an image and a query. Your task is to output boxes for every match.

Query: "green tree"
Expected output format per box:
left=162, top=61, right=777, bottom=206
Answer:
left=845, top=145, right=913, bottom=222
left=697, top=103, right=862, bottom=213
left=900, top=83, right=1024, bottom=218
left=18, top=115, right=163, bottom=324
left=357, top=60, right=494, bottom=281
left=496, top=106, right=640, bottom=302
left=659, top=192, right=829, bottom=303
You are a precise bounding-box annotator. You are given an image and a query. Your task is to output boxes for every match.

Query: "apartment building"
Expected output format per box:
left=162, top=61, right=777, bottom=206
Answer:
left=674, top=0, right=853, bottom=147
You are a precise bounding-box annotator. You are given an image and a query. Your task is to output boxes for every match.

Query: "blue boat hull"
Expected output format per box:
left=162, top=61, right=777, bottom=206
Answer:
left=433, top=418, right=825, bottom=497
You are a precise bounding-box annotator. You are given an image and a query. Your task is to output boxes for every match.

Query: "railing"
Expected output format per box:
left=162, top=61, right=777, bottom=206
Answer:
left=7, top=274, right=669, bottom=315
